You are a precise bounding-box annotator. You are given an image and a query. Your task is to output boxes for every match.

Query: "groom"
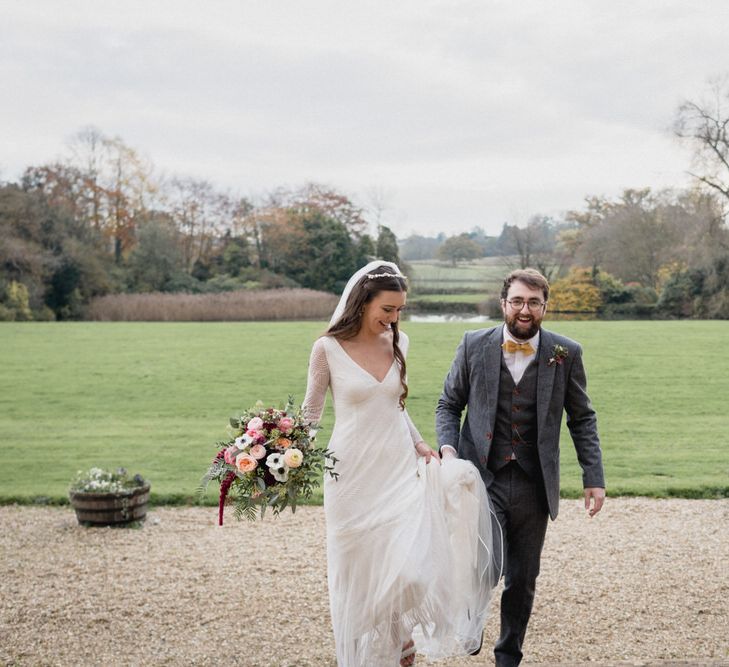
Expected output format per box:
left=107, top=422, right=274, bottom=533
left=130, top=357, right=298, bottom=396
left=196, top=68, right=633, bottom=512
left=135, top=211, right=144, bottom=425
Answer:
left=436, top=268, right=605, bottom=667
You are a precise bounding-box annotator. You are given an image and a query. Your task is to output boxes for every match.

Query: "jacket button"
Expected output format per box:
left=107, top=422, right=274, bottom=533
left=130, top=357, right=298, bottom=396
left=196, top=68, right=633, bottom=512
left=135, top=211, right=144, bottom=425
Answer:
left=486, top=432, right=492, bottom=440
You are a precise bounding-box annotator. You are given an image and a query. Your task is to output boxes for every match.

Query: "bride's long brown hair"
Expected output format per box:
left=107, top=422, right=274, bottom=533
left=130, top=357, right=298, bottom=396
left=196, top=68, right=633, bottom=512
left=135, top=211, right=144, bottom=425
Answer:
left=327, top=265, right=409, bottom=408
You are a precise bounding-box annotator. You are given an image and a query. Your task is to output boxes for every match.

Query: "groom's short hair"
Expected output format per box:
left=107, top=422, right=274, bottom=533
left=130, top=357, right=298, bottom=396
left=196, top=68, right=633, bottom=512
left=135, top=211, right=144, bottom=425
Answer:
left=500, top=268, right=550, bottom=301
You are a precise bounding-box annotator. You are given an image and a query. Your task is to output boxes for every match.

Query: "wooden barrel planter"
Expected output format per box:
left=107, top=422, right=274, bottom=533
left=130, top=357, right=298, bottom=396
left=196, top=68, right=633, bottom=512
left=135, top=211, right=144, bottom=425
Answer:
left=69, top=483, right=151, bottom=526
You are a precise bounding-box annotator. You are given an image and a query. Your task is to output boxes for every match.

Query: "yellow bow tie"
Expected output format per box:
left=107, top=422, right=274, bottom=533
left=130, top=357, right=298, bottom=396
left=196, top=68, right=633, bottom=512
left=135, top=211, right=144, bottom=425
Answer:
left=502, top=340, right=535, bottom=355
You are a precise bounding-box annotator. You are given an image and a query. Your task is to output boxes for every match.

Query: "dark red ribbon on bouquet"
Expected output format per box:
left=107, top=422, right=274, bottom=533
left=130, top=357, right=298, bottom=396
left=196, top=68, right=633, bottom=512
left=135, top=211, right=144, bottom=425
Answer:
left=218, top=471, right=236, bottom=526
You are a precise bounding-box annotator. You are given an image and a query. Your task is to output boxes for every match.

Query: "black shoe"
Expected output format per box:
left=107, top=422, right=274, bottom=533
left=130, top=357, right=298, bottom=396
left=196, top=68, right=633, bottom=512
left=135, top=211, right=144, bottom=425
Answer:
left=469, top=630, right=484, bottom=656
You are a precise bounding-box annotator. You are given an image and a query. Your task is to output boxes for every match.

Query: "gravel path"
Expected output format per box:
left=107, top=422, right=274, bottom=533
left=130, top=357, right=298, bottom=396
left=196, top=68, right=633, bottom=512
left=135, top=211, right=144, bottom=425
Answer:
left=1, top=499, right=727, bottom=667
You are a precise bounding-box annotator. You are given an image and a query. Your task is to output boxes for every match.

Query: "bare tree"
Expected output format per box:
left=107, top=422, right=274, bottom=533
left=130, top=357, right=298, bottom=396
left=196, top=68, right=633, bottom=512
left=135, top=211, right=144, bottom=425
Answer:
left=674, top=76, right=729, bottom=202
left=364, top=185, right=392, bottom=230
left=66, top=128, right=158, bottom=262
left=500, top=216, right=565, bottom=280
left=167, top=177, right=230, bottom=272
left=68, top=126, right=105, bottom=229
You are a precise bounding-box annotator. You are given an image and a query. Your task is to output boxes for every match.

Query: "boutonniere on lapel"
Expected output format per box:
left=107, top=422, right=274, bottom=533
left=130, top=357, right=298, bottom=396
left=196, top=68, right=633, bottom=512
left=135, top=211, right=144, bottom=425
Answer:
left=548, top=344, right=569, bottom=366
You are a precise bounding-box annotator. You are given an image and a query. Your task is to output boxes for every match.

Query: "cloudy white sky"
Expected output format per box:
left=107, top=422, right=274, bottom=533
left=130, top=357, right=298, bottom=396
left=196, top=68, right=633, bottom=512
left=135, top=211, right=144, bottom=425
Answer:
left=2, top=1, right=728, bottom=237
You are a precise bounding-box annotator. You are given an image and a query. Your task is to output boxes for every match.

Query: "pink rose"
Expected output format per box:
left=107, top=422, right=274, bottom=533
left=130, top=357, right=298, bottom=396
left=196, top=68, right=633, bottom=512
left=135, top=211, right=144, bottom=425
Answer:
left=246, top=428, right=263, bottom=441
left=224, top=446, right=239, bottom=465
left=247, top=417, right=264, bottom=431
left=277, top=417, right=294, bottom=434
left=249, top=444, right=267, bottom=460
left=235, top=453, right=258, bottom=473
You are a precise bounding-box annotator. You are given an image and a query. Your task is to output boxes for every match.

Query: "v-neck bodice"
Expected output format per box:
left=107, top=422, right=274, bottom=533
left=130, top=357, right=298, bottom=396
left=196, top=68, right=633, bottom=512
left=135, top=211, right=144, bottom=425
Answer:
left=332, top=337, right=396, bottom=384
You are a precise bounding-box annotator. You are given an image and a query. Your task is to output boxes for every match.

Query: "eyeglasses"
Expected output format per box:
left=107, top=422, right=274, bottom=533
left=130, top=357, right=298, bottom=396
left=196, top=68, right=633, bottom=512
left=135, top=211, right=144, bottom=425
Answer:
left=505, top=298, right=546, bottom=311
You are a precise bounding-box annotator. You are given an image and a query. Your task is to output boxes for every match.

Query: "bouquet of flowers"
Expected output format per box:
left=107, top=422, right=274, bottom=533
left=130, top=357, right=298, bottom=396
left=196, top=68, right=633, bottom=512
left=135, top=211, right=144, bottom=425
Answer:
left=200, top=397, right=338, bottom=524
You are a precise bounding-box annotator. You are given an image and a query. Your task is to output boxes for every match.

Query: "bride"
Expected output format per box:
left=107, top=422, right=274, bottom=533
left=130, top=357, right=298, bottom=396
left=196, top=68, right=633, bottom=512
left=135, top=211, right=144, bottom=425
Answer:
left=303, top=260, right=500, bottom=667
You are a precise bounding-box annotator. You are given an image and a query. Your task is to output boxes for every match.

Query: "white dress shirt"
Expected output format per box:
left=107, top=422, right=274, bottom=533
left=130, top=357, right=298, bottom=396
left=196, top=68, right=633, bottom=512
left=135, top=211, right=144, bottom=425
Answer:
left=501, top=324, right=540, bottom=385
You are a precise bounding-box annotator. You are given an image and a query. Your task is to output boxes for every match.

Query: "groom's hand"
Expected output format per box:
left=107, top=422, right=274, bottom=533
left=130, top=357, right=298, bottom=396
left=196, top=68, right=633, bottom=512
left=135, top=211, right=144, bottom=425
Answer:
left=439, top=445, right=457, bottom=460
left=584, top=487, right=605, bottom=517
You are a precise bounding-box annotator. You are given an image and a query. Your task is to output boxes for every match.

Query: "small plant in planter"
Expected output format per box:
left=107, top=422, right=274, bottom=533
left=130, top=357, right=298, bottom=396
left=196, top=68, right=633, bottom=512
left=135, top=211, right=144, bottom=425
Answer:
left=69, top=467, right=151, bottom=526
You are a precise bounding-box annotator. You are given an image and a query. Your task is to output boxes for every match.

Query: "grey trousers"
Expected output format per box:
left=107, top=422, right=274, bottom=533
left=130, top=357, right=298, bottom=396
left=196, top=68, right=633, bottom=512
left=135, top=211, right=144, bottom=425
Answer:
left=487, top=462, right=549, bottom=667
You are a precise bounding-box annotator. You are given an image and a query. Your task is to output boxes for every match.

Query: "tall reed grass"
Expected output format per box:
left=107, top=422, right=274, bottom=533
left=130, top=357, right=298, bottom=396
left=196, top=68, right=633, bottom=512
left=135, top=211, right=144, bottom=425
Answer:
left=86, top=289, right=339, bottom=321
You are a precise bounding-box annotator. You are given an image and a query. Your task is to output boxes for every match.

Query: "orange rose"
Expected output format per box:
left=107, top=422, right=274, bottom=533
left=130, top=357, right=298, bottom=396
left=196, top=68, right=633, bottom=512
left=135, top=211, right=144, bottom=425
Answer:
left=235, top=453, right=258, bottom=473
left=277, top=437, right=292, bottom=448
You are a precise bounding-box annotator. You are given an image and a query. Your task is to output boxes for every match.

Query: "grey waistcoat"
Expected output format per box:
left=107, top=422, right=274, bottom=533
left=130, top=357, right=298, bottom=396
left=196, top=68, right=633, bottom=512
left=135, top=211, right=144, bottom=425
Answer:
left=487, top=357, right=541, bottom=480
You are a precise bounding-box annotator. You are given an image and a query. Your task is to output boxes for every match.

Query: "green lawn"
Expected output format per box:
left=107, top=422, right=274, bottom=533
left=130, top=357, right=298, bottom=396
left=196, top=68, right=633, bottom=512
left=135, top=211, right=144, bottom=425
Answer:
left=1, top=320, right=728, bottom=504
left=410, top=293, right=486, bottom=303
left=408, top=258, right=506, bottom=291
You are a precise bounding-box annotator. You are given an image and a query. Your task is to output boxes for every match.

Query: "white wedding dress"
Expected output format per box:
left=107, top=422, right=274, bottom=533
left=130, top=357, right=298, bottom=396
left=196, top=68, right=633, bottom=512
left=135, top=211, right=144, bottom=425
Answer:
left=303, top=332, right=500, bottom=667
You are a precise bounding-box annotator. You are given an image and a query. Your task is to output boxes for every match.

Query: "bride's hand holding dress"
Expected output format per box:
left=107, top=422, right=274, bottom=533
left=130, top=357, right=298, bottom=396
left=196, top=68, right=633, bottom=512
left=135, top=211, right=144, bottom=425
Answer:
left=414, top=440, right=440, bottom=464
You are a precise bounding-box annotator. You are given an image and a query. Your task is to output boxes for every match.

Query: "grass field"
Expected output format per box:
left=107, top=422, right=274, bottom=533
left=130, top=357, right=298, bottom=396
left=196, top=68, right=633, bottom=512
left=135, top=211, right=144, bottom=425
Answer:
left=1, top=320, right=728, bottom=504
left=408, top=258, right=506, bottom=293
left=410, top=293, right=487, bottom=303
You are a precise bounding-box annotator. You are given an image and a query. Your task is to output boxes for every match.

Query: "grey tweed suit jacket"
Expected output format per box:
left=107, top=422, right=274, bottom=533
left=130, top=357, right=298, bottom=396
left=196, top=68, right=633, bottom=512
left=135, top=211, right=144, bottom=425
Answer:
left=436, top=325, right=604, bottom=520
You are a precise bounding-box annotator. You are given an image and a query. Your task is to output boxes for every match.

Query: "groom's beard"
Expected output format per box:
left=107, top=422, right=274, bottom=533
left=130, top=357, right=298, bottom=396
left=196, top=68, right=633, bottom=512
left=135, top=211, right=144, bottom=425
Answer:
left=505, top=312, right=542, bottom=340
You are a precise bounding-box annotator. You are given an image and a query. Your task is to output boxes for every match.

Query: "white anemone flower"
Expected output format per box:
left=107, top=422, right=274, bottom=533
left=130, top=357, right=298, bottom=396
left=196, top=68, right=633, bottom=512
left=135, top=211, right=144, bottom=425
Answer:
left=234, top=434, right=254, bottom=448
left=265, top=453, right=289, bottom=483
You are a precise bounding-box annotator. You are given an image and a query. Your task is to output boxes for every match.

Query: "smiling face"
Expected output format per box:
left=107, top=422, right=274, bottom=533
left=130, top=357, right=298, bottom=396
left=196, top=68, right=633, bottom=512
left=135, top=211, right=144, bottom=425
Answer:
left=361, top=290, right=407, bottom=336
left=501, top=279, right=547, bottom=340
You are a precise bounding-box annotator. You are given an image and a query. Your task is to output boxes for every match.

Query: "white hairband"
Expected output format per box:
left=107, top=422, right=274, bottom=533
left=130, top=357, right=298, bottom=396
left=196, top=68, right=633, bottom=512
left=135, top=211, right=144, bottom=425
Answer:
left=366, top=272, right=406, bottom=280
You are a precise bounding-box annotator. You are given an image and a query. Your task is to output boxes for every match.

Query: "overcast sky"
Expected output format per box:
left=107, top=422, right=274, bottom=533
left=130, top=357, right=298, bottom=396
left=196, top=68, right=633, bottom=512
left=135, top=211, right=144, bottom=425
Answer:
left=2, top=1, right=728, bottom=237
